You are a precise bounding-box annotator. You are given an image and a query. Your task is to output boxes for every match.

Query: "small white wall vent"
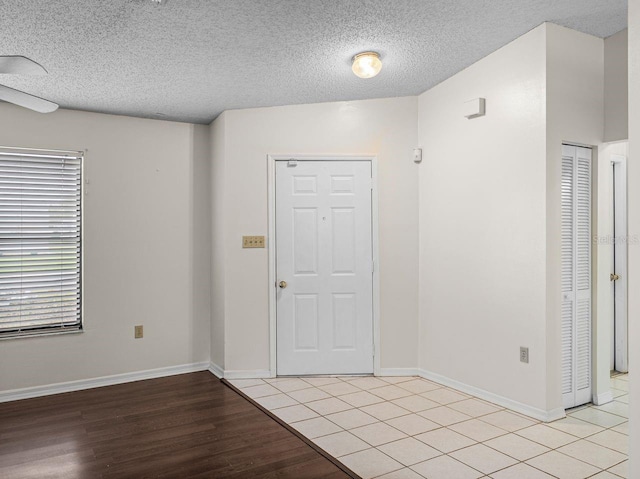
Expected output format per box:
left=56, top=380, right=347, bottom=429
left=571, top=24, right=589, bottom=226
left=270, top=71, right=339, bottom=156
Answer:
left=463, top=98, right=486, bottom=119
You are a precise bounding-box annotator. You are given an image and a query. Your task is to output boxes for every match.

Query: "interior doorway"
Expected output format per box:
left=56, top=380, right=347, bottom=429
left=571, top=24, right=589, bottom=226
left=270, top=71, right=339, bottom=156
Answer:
left=611, top=155, right=629, bottom=373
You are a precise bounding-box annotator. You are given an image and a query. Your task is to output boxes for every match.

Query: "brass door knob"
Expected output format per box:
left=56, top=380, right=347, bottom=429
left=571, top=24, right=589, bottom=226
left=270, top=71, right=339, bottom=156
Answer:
left=279, top=280, right=287, bottom=289
left=611, top=273, right=620, bottom=281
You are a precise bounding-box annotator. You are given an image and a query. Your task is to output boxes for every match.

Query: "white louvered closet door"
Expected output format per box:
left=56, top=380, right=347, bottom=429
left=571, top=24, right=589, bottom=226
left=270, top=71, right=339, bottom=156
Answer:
left=561, top=144, right=592, bottom=409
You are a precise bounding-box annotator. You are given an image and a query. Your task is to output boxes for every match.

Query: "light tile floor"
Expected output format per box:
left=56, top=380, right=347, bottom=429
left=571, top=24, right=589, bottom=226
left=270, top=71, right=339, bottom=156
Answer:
left=229, top=374, right=629, bottom=479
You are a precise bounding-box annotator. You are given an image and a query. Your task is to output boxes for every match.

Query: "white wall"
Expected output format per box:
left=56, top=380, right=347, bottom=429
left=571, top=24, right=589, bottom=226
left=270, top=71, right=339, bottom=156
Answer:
left=212, top=97, right=420, bottom=375
left=417, top=23, right=605, bottom=418
left=604, top=29, right=629, bottom=143
left=627, top=0, right=639, bottom=475
left=0, top=104, right=211, bottom=392
left=418, top=25, right=550, bottom=414
left=545, top=23, right=604, bottom=411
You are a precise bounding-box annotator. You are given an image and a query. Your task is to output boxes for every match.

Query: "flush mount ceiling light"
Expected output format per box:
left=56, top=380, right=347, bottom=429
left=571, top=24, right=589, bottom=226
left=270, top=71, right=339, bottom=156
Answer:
left=351, top=51, right=382, bottom=79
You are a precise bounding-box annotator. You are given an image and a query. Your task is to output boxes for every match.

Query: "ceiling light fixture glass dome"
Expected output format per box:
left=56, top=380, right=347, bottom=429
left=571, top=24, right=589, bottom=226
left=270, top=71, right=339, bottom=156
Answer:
left=351, top=51, right=382, bottom=79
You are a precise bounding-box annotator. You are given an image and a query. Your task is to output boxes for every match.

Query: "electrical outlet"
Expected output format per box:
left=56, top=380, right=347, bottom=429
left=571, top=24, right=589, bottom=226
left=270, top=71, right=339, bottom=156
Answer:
left=135, top=325, right=144, bottom=339
left=243, top=236, right=265, bottom=248
left=520, top=347, right=529, bottom=363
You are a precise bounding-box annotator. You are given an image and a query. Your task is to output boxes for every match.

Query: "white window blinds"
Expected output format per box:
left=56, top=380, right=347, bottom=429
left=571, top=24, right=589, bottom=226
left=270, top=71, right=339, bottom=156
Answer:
left=0, top=148, right=82, bottom=338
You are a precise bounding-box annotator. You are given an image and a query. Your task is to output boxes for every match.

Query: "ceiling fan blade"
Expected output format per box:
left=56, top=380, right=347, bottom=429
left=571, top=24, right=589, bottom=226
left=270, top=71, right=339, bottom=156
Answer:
left=0, top=84, right=58, bottom=113
left=0, top=56, right=48, bottom=75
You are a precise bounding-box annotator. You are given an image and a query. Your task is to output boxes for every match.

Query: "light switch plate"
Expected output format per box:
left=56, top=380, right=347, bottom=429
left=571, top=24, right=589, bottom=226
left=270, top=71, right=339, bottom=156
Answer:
left=243, top=235, right=265, bottom=248
left=135, top=325, right=143, bottom=339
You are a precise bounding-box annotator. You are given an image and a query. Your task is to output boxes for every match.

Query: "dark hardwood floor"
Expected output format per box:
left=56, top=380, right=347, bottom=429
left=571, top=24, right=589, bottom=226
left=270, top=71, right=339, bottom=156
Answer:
left=0, top=372, right=351, bottom=478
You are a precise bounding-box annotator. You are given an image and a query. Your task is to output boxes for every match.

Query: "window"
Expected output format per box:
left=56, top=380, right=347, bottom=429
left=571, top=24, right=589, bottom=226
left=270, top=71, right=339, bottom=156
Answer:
left=0, top=148, right=83, bottom=338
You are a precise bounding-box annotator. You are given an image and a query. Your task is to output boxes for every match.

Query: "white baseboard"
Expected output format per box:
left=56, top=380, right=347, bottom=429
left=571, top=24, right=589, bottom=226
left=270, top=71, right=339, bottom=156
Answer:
left=593, top=390, right=614, bottom=406
left=208, top=362, right=224, bottom=379
left=378, top=368, right=420, bottom=377
left=0, top=362, right=210, bottom=404
left=223, top=369, right=273, bottom=380
left=418, top=369, right=566, bottom=423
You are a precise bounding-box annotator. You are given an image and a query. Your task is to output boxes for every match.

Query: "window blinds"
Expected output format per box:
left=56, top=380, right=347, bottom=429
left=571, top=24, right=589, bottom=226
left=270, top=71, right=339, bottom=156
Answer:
left=0, top=149, right=82, bottom=338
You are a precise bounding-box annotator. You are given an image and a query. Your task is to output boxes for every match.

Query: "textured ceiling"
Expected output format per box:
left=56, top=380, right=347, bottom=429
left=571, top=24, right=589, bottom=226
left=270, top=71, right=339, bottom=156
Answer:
left=0, top=0, right=627, bottom=124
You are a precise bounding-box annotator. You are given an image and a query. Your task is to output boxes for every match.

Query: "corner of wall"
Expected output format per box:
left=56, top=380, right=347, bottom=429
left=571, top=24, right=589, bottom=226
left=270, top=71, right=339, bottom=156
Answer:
left=209, top=113, right=227, bottom=371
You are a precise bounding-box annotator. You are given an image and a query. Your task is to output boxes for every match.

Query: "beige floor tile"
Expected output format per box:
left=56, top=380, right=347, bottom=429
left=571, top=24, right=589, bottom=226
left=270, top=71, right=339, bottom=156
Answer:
left=378, top=437, right=441, bottom=466
left=392, top=394, right=440, bottom=413
left=286, top=387, right=331, bottom=403
left=448, top=398, right=502, bottom=417
left=607, top=459, right=628, bottom=477
left=347, top=376, right=389, bottom=390
left=264, top=377, right=301, bottom=384
left=484, top=433, right=549, bottom=461
left=611, top=421, right=629, bottom=435
left=385, top=413, right=440, bottom=436
left=525, top=451, right=600, bottom=479
left=376, top=468, right=425, bottom=479
left=361, top=401, right=412, bottom=421
left=241, top=383, right=281, bottom=398
left=450, top=443, right=517, bottom=475
left=411, top=455, right=484, bottom=479
left=449, top=419, right=507, bottom=442
left=611, top=388, right=627, bottom=398
left=421, top=388, right=469, bottom=405
left=614, top=394, right=629, bottom=404
left=547, top=415, right=605, bottom=438
left=339, top=390, right=386, bottom=408
left=380, top=376, right=418, bottom=384
left=590, top=472, right=624, bottom=479
left=370, top=385, right=415, bottom=400
left=273, top=378, right=313, bottom=393
left=415, top=427, right=476, bottom=453
left=489, top=463, right=555, bottom=479
left=339, top=448, right=404, bottom=479
left=610, top=378, right=628, bottom=391
left=318, top=381, right=361, bottom=396
left=350, top=421, right=408, bottom=446
left=228, top=378, right=265, bottom=388
left=397, top=379, right=442, bottom=394
left=312, top=430, right=370, bottom=457
left=325, top=408, right=379, bottom=429
left=593, top=401, right=629, bottom=418
left=290, top=416, right=342, bottom=439
left=418, top=406, right=472, bottom=426
left=305, top=396, right=352, bottom=415
left=569, top=407, right=627, bottom=428
left=478, top=410, right=537, bottom=432
left=301, top=376, right=343, bottom=387
left=254, top=393, right=298, bottom=409
left=516, top=424, right=579, bottom=449
left=271, top=404, right=318, bottom=423
left=558, top=439, right=627, bottom=469
left=586, top=429, right=629, bottom=454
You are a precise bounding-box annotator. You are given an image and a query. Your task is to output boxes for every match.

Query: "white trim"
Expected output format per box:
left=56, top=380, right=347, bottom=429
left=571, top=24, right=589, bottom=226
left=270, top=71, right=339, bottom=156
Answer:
left=418, top=369, right=566, bottom=423
left=592, top=390, right=614, bottom=406
left=223, top=369, right=272, bottom=380
left=378, top=368, right=420, bottom=377
left=267, top=154, right=381, bottom=378
left=0, top=362, right=210, bottom=403
left=208, top=362, right=224, bottom=379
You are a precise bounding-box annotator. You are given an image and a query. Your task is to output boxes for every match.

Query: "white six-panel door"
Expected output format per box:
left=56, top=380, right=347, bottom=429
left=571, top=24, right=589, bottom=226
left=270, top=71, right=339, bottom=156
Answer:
left=561, top=144, right=592, bottom=409
left=275, top=160, right=373, bottom=375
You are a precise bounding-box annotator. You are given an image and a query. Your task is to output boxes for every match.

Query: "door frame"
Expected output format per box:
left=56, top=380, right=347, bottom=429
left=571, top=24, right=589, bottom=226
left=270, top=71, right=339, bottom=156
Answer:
left=267, top=154, right=381, bottom=378
left=612, top=154, right=629, bottom=372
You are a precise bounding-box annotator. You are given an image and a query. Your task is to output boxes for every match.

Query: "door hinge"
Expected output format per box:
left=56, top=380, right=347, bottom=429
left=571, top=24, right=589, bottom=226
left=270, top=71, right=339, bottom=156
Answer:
left=371, top=260, right=375, bottom=273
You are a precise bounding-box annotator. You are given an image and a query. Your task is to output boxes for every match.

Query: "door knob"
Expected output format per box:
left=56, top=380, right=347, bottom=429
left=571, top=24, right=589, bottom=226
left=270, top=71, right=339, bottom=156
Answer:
left=611, top=273, right=620, bottom=281
left=279, top=280, right=287, bottom=289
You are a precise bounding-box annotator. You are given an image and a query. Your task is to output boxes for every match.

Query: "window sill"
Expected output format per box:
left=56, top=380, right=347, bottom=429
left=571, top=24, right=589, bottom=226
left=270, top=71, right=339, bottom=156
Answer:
left=0, top=328, right=84, bottom=341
